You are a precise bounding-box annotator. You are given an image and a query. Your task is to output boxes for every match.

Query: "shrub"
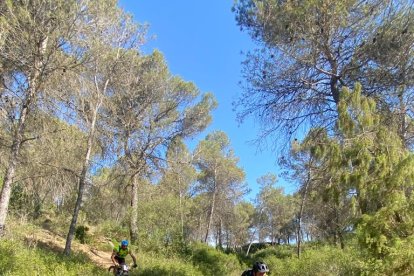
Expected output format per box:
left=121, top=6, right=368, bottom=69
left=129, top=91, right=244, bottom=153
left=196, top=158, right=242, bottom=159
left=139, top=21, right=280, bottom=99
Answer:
left=136, top=252, right=203, bottom=276
left=361, top=235, right=414, bottom=275
left=0, top=239, right=105, bottom=275
left=252, top=245, right=295, bottom=260
left=75, top=225, right=90, bottom=244
left=254, top=245, right=364, bottom=276
left=189, top=243, right=242, bottom=276
left=97, top=220, right=129, bottom=240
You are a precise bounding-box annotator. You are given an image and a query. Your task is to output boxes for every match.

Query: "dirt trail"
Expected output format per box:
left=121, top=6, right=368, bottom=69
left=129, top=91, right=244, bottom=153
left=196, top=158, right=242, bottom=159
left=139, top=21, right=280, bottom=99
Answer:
left=25, top=228, right=113, bottom=269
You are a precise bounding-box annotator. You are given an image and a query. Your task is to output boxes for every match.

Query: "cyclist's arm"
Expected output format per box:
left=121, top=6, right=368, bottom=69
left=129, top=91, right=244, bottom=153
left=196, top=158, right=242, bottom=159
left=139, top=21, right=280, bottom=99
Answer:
left=130, top=252, right=137, bottom=265
left=111, top=251, right=117, bottom=265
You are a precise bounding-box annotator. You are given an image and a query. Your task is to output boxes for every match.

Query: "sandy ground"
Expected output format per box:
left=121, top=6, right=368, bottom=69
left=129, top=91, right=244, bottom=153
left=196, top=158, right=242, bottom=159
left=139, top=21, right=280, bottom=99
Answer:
left=24, top=227, right=113, bottom=269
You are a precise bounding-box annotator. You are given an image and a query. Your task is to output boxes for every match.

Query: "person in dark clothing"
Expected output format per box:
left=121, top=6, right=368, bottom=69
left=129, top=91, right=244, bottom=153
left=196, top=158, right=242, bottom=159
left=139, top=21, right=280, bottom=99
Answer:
left=241, top=261, right=269, bottom=276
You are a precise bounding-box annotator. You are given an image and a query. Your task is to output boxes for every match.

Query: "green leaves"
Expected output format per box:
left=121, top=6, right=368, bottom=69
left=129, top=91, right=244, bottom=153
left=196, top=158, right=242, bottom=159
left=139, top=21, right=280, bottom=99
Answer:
left=289, top=83, right=414, bottom=269
left=234, top=0, right=414, bottom=149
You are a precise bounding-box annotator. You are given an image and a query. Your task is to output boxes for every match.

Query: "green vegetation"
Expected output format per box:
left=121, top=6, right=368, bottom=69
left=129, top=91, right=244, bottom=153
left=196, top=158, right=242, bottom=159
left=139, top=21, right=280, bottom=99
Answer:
left=4, top=217, right=414, bottom=275
left=1, top=0, right=414, bottom=275
left=0, top=239, right=105, bottom=276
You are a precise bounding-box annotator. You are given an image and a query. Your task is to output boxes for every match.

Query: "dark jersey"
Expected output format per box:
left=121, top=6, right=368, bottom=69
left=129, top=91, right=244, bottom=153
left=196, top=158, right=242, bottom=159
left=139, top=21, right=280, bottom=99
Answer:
left=241, top=269, right=254, bottom=276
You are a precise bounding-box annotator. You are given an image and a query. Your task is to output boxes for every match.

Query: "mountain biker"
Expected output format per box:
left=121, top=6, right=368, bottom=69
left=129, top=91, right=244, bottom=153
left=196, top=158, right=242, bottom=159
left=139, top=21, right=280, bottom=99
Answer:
left=241, top=261, right=269, bottom=276
left=111, top=240, right=137, bottom=268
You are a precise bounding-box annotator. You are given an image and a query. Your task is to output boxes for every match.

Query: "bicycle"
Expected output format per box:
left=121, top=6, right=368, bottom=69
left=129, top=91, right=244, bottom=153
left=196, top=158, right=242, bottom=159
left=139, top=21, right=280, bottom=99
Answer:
left=108, top=263, right=136, bottom=276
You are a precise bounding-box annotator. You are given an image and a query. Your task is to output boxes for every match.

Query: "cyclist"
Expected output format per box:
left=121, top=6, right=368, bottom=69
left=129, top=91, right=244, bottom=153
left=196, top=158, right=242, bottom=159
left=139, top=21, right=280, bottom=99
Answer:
left=111, top=240, right=137, bottom=268
left=241, top=261, right=269, bottom=276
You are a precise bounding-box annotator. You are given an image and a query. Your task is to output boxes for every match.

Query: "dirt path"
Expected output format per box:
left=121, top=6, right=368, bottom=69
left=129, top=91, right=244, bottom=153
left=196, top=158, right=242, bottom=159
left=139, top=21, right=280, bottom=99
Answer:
left=25, top=228, right=113, bottom=269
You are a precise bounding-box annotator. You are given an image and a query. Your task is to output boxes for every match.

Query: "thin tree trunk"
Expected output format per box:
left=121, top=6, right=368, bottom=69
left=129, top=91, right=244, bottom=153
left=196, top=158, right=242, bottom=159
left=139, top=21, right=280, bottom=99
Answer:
left=297, top=160, right=312, bottom=258
left=178, top=177, right=184, bottom=239
left=0, top=36, right=48, bottom=236
left=245, top=226, right=258, bottom=257
left=204, top=190, right=216, bottom=243
left=246, top=241, right=253, bottom=257
left=226, top=229, right=230, bottom=251
left=64, top=102, right=98, bottom=255
left=324, top=45, right=340, bottom=105
left=0, top=140, right=21, bottom=236
left=336, top=208, right=345, bottom=249
left=218, top=218, right=223, bottom=248
left=198, top=214, right=203, bottom=242
left=130, top=173, right=139, bottom=243
left=398, top=90, right=407, bottom=145
left=204, top=168, right=217, bottom=243
left=214, top=225, right=220, bottom=245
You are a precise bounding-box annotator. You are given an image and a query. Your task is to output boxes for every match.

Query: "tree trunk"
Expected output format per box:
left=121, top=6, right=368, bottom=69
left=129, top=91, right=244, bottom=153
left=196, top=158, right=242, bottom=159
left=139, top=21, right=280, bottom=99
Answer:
left=0, top=142, right=20, bottom=236
left=178, top=178, right=184, bottom=239
left=335, top=208, right=345, bottom=249
left=64, top=102, right=98, bottom=255
left=398, top=90, right=407, bottom=146
left=245, top=227, right=257, bottom=257
left=245, top=241, right=253, bottom=257
left=198, top=215, right=203, bottom=242
left=214, top=225, right=220, bottom=246
left=297, top=161, right=312, bottom=258
left=204, top=168, right=217, bottom=243
left=130, top=173, right=139, bottom=243
left=204, top=190, right=216, bottom=243
left=217, top=218, right=223, bottom=248
left=325, top=45, right=340, bottom=105
left=226, top=230, right=230, bottom=251
left=0, top=35, right=47, bottom=235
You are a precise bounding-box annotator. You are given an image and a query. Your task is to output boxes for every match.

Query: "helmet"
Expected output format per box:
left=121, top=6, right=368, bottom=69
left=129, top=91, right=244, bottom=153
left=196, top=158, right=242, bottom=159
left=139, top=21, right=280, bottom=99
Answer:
left=121, top=240, right=129, bottom=246
left=253, top=261, right=269, bottom=273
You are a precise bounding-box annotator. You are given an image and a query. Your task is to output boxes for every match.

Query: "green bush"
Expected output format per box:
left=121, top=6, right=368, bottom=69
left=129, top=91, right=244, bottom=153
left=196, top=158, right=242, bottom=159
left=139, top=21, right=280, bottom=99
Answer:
left=252, top=245, right=295, bottom=260
left=360, top=235, right=414, bottom=275
left=0, top=239, right=105, bottom=275
left=136, top=252, right=203, bottom=276
left=136, top=227, right=182, bottom=256
left=189, top=243, right=242, bottom=276
left=75, top=225, right=90, bottom=244
left=97, top=220, right=129, bottom=240
left=253, top=245, right=364, bottom=276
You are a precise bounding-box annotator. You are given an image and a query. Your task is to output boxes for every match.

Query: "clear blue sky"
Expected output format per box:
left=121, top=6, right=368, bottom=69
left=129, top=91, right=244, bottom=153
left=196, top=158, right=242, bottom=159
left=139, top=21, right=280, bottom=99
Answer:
left=118, top=0, right=296, bottom=198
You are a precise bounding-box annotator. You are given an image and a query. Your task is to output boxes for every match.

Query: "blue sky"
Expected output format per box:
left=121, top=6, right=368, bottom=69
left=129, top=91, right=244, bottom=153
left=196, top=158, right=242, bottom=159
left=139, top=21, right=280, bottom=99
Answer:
left=118, top=0, right=296, bottom=198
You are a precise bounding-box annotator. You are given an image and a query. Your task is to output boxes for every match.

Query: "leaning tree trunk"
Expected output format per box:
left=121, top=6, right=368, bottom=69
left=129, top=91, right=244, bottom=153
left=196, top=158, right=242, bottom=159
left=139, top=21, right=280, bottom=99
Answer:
left=0, top=130, right=24, bottom=236
left=0, top=36, right=47, bottom=236
left=130, top=173, right=139, bottom=243
left=64, top=103, right=98, bottom=255
left=245, top=227, right=258, bottom=257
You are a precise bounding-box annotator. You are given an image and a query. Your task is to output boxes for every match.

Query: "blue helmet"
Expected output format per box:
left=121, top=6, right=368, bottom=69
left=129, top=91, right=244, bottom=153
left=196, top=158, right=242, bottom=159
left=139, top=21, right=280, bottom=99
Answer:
left=121, top=240, right=129, bottom=246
